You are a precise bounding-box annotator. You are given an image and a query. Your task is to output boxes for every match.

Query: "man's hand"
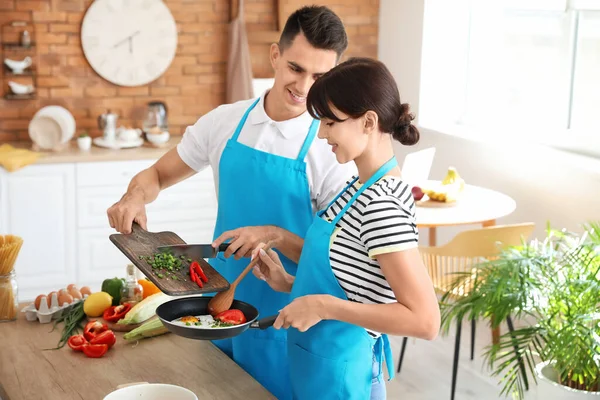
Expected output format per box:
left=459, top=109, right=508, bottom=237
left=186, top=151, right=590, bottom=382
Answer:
left=212, top=226, right=281, bottom=260
left=250, top=244, right=294, bottom=293
left=107, top=190, right=148, bottom=234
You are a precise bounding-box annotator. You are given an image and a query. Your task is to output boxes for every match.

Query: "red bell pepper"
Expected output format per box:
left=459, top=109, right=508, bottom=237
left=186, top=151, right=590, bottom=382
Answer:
left=83, top=320, right=109, bottom=341
left=102, top=303, right=132, bottom=323
left=191, top=261, right=208, bottom=283
left=82, top=343, right=108, bottom=358
left=215, top=309, right=247, bottom=325
left=90, top=329, right=116, bottom=348
left=189, top=264, right=203, bottom=287
left=67, top=334, right=88, bottom=351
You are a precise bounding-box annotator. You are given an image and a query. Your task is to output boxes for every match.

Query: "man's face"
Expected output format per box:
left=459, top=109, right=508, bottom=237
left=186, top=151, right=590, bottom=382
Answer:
left=270, top=33, right=338, bottom=117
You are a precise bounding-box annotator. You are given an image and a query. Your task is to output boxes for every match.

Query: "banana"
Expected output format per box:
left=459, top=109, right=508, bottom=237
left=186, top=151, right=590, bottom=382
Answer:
left=421, top=167, right=465, bottom=203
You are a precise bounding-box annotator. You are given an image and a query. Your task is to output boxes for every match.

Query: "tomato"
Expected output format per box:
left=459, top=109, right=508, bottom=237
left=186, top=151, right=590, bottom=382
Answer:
left=89, top=330, right=116, bottom=348
left=67, top=335, right=88, bottom=351
left=83, top=320, right=109, bottom=341
left=82, top=343, right=108, bottom=358
left=102, top=303, right=132, bottom=323
left=215, top=309, right=247, bottom=325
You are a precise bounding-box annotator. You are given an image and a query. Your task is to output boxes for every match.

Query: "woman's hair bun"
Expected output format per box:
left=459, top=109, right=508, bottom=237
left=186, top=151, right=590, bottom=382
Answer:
left=392, top=103, right=419, bottom=146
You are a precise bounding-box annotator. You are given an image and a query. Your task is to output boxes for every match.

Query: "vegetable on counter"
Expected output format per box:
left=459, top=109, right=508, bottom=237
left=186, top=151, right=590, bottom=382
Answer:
left=101, top=277, right=126, bottom=306
left=68, top=323, right=115, bottom=358
left=117, top=292, right=171, bottom=326
left=138, top=279, right=161, bottom=299
left=67, top=334, right=87, bottom=351
left=49, top=301, right=86, bottom=350
left=90, top=330, right=116, bottom=348
left=83, top=292, right=113, bottom=317
left=83, top=320, right=109, bottom=341
left=123, top=317, right=170, bottom=342
left=102, top=303, right=132, bottom=323
left=82, top=344, right=108, bottom=358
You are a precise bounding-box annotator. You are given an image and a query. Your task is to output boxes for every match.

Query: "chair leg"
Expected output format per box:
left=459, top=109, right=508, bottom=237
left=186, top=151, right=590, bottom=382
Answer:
left=506, top=316, right=529, bottom=391
left=451, top=320, right=462, bottom=400
left=396, top=337, right=409, bottom=374
left=470, top=318, right=476, bottom=360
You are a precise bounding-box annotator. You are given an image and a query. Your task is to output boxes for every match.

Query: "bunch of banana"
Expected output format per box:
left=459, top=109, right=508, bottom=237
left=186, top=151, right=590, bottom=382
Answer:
left=421, top=167, right=465, bottom=203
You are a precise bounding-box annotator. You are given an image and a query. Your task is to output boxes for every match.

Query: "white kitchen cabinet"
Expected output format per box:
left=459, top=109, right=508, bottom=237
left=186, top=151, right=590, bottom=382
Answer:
left=0, top=164, right=76, bottom=301
left=0, top=159, right=217, bottom=301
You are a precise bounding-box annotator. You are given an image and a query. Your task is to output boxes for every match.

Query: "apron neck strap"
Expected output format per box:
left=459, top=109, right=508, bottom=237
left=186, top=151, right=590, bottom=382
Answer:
left=295, top=118, right=319, bottom=161
left=331, top=157, right=398, bottom=225
left=231, top=97, right=260, bottom=141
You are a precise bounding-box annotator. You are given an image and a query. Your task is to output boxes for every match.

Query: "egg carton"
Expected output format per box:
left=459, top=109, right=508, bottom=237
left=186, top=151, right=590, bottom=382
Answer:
left=21, top=292, right=89, bottom=324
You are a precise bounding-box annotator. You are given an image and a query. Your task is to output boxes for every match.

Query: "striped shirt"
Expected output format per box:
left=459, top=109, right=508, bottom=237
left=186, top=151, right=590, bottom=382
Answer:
left=321, top=175, right=419, bottom=337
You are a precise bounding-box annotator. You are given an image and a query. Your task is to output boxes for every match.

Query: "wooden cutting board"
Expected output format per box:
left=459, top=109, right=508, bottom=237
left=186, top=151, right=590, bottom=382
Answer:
left=109, top=223, right=230, bottom=296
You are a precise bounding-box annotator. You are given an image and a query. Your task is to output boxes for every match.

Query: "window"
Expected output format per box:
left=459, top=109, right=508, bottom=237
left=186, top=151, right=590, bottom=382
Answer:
left=419, top=0, right=600, bottom=157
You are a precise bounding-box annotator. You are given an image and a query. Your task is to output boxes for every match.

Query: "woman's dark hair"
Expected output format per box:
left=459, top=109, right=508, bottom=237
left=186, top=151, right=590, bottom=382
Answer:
left=306, top=57, right=420, bottom=146
left=279, top=6, right=348, bottom=59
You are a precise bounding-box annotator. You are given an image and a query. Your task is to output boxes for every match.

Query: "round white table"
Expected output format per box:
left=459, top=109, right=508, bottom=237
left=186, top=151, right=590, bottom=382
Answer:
left=415, top=181, right=517, bottom=246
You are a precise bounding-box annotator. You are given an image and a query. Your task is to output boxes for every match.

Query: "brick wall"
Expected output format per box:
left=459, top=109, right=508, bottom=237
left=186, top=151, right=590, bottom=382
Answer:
left=0, top=0, right=379, bottom=143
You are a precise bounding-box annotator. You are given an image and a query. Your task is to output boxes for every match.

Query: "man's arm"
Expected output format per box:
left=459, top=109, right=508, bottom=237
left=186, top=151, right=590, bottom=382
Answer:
left=107, top=148, right=196, bottom=234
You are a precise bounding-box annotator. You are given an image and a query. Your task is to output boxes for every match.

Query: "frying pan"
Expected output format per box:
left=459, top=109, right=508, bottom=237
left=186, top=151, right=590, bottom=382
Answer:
left=156, top=296, right=277, bottom=340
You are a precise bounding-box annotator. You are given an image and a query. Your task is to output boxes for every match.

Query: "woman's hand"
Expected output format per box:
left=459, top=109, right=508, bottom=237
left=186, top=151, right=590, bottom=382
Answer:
left=273, top=295, right=331, bottom=332
left=251, top=243, right=294, bottom=293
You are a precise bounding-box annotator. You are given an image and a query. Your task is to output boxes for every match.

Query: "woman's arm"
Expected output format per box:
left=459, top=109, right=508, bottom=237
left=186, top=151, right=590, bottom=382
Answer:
left=326, top=248, right=440, bottom=340
left=274, top=248, right=440, bottom=340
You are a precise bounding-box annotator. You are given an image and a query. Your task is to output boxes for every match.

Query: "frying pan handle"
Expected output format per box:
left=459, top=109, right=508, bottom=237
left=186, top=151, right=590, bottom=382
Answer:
left=250, top=315, right=278, bottom=330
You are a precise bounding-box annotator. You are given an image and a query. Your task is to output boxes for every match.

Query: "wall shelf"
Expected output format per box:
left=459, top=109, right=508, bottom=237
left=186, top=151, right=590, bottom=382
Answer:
left=1, top=18, right=37, bottom=100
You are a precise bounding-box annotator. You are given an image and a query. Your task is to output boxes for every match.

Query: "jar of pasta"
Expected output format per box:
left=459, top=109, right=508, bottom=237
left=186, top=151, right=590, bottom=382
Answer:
left=0, top=270, right=18, bottom=322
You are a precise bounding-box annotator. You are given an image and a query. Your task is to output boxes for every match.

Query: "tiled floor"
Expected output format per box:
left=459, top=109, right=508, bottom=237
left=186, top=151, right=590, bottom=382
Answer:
left=384, top=319, right=540, bottom=400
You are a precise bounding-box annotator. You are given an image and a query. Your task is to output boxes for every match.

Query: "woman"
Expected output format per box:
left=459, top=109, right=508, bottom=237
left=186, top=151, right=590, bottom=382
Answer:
left=252, top=57, right=441, bottom=400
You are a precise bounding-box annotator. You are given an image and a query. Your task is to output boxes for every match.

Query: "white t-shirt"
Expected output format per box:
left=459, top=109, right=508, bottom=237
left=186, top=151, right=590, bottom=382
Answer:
left=177, top=91, right=357, bottom=212
left=321, top=175, right=419, bottom=337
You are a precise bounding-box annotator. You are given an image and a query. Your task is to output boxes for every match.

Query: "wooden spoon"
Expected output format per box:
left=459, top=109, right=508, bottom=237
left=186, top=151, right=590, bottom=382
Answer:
left=207, top=244, right=272, bottom=316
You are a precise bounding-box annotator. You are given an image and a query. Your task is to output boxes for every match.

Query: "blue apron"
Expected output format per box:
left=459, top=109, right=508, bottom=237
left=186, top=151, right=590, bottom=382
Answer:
left=287, top=157, right=397, bottom=400
left=209, top=97, right=319, bottom=400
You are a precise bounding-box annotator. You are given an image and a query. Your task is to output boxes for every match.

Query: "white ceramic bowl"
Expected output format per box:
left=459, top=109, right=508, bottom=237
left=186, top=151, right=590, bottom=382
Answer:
left=146, top=131, right=170, bottom=145
left=103, top=383, right=198, bottom=400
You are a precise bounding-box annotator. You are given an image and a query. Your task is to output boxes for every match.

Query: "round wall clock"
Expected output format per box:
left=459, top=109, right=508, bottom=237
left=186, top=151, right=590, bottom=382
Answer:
left=81, top=0, right=178, bottom=87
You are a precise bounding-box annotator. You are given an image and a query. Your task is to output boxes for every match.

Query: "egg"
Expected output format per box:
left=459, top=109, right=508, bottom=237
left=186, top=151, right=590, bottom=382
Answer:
left=34, top=294, right=46, bottom=311
left=79, top=286, right=92, bottom=296
left=58, top=292, right=73, bottom=306
left=67, top=284, right=78, bottom=292
left=47, top=291, right=57, bottom=307
left=68, top=286, right=82, bottom=300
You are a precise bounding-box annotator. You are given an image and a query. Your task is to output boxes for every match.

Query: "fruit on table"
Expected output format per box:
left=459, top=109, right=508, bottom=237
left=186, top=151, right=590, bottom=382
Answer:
left=421, top=167, right=466, bottom=203
left=138, top=279, right=161, bottom=299
left=101, top=277, right=126, bottom=306
left=117, top=292, right=171, bottom=325
left=83, top=292, right=113, bottom=317
left=411, top=186, right=424, bottom=201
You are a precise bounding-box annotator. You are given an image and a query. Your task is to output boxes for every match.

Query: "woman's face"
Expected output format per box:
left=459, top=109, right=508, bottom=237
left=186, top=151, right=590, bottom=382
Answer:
left=317, top=107, right=369, bottom=164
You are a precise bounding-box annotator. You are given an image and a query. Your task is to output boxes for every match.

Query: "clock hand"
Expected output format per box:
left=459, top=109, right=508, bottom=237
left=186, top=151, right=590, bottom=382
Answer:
left=112, top=30, right=141, bottom=49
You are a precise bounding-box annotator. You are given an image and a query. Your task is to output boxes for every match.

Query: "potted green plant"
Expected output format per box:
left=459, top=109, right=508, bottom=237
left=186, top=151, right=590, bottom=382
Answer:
left=77, top=131, right=92, bottom=151
left=440, top=223, right=600, bottom=399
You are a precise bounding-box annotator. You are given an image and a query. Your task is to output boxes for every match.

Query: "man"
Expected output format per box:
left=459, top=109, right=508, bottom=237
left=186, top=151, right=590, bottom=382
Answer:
left=107, top=6, right=354, bottom=399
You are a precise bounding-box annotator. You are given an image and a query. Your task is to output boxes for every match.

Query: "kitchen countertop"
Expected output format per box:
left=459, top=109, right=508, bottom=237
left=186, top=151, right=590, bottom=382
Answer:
left=0, top=306, right=275, bottom=400
left=6, top=136, right=182, bottom=165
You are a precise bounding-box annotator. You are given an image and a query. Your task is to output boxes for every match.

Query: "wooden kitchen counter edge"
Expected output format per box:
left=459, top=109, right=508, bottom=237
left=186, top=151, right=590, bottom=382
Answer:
left=0, top=305, right=274, bottom=400
left=5, top=136, right=183, bottom=165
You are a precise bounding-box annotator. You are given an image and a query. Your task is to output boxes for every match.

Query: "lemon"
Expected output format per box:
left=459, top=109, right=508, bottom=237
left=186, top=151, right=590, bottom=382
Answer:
left=83, top=291, right=113, bottom=317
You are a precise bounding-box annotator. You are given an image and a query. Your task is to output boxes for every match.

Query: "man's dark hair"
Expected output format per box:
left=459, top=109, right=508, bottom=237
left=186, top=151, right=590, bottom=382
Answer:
left=279, top=5, right=348, bottom=59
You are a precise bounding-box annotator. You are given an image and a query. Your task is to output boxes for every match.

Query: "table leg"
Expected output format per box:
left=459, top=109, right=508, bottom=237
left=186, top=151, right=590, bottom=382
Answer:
left=428, top=227, right=437, bottom=247
left=483, top=220, right=501, bottom=344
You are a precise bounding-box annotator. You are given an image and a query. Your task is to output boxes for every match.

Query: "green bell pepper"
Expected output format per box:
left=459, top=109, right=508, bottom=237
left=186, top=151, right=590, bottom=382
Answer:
left=101, top=277, right=125, bottom=306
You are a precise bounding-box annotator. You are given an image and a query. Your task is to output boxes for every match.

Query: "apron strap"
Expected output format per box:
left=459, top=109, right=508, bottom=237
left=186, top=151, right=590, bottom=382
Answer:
left=331, top=157, right=398, bottom=226
left=374, top=334, right=395, bottom=383
left=296, top=118, right=319, bottom=161
left=231, top=97, right=260, bottom=141
left=317, top=176, right=359, bottom=217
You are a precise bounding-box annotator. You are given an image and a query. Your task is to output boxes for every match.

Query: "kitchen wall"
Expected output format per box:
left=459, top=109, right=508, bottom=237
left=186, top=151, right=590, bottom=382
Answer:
left=379, top=0, right=600, bottom=243
left=0, top=0, right=379, bottom=142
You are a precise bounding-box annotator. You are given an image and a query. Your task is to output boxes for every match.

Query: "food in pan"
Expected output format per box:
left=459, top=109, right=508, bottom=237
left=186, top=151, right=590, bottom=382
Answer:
left=172, top=309, right=247, bottom=328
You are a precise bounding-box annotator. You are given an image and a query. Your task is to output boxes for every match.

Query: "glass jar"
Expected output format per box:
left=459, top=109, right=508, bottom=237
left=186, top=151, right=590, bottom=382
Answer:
left=120, top=264, right=143, bottom=306
left=0, top=270, right=18, bottom=322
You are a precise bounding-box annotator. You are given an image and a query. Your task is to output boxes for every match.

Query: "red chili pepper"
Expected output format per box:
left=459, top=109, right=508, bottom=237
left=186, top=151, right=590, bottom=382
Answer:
left=90, top=329, right=116, bottom=348
left=83, top=320, right=109, bottom=342
left=67, top=334, right=88, bottom=351
left=102, top=303, right=132, bottom=323
left=191, top=261, right=208, bottom=283
left=82, top=343, right=108, bottom=358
